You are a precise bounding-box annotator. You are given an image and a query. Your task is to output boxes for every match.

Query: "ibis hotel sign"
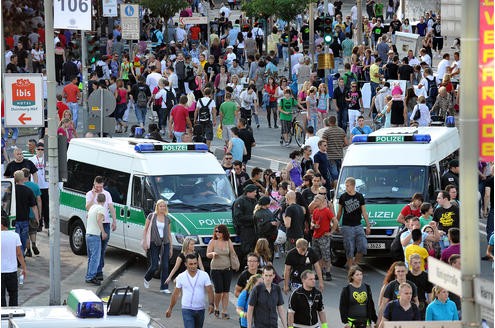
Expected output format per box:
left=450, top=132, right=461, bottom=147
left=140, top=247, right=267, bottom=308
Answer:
left=3, top=74, right=44, bottom=127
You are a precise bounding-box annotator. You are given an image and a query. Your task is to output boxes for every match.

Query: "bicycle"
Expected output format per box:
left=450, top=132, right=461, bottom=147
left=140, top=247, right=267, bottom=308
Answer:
left=280, top=110, right=306, bottom=147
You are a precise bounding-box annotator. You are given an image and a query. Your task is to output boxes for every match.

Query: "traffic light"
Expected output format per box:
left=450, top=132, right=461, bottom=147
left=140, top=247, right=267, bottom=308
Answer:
left=324, top=16, right=333, bottom=45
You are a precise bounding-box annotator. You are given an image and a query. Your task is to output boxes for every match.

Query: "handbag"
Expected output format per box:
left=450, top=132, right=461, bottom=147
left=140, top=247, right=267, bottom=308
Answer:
left=140, top=214, right=153, bottom=251
left=413, top=104, right=421, bottom=120
left=229, top=241, right=240, bottom=271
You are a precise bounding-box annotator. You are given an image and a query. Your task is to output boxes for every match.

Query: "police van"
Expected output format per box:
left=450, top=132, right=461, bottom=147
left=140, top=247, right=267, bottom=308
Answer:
left=59, top=138, right=237, bottom=260
left=331, top=127, right=459, bottom=265
left=1, top=178, right=16, bottom=229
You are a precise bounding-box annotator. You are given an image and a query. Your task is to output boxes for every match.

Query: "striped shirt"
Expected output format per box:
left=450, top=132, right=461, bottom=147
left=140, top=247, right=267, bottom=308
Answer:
left=322, top=126, right=346, bottom=160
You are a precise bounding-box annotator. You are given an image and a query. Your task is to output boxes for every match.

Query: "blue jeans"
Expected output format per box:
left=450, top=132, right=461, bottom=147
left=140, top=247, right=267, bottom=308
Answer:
left=370, top=81, right=379, bottom=100
left=329, top=159, right=342, bottom=181
left=86, top=234, right=102, bottom=280
left=15, top=221, right=29, bottom=254
left=308, top=113, right=318, bottom=129
left=337, top=109, right=349, bottom=132
left=97, top=223, right=110, bottom=277
left=144, top=242, right=170, bottom=290
left=182, top=308, right=205, bottom=328
left=174, top=131, right=185, bottom=142
left=68, top=102, right=79, bottom=129
left=134, top=105, right=147, bottom=126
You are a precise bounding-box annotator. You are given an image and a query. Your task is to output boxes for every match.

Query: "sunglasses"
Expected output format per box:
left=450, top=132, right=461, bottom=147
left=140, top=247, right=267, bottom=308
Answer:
left=319, top=193, right=326, bottom=195
left=225, top=157, right=233, bottom=160
left=215, top=230, right=220, bottom=233
left=37, top=148, right=44, bottom=151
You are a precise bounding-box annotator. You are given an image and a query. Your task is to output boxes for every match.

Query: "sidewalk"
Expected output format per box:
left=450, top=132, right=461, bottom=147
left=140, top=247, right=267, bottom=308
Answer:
left=19, top=230, right=132, bottom=306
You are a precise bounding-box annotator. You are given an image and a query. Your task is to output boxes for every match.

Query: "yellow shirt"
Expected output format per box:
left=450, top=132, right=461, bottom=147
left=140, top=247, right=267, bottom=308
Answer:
left=404, top=244, right=429, bottom=271
left=370, top=63, right=380, bottom=83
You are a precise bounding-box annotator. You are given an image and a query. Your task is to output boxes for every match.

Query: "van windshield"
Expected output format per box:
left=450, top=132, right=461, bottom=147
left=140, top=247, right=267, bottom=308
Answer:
left=336, top=166, right=427, bottom=203
left=147, top=174, right=235, bottom=211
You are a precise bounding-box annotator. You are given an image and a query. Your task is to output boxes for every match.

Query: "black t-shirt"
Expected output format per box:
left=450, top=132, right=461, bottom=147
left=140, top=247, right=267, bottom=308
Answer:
left=330, top=41, right=343, bottom=58
left=485, top=176, right=494, bottom=209
left=383, top=279, right=418, bottom=301
left=383, top=300, right=421, bottom=321
left=314, top=151, right=330, bottom=180
left=398, top=64, right=414, bottom=81
left=280, top=32, right=289, bottom=47
left=433, top=205, right=460, bottom=233
left=131, top=83, right=151, bottom=102
left=372, top=25, right=384, bottom=42
left=236, top=268, right=263, bottom=290
left=289, top=287, right=324, bottom=326
left=390, top=20, right=402, bottom=34
left=238, top=128, right=255, bottom=161
left=441, top=170, right=459, bottom=190
left=234, top=171, right=250, bottom=194
left=6, top=63, right=18, bottom=73
left=203, top=62, right=219, bottom=81
left=385, top=62, right=399, bottom=80
left=16, top=49, right=28, bottom=68
left=406, top=271, right=433, bottom=302
left=301, top=188, right=317, bottom=208
left=346, top=90, right=362, bottom=110
left=300, top=157, right=313, bottom=175
left=338, top=192, right=365, bottom=226
left=3, top=159, right=38, bottom=178
left=300, top=24, right=310, bottom=42
left=285, top=247, right=320, bottom=284
left=285, top=203, right=306, bottom=239
left=15, top=184, right=36, bottom=221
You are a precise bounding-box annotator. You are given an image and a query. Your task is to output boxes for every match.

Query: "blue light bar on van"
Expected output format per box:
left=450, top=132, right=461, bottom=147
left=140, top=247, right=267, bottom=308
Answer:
left=352, top=134, right=431, bottom=143
left=67, top=289, right=104, bottom=318
left=134, top=143, right=209, bottom=153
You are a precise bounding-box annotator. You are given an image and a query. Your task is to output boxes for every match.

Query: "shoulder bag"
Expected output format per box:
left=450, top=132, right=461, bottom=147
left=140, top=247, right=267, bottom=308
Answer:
left=229, top=240, right=240, bottom=271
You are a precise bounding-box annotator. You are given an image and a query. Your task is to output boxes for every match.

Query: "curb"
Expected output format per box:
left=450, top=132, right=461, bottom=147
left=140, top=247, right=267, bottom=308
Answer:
left=95, top=256, right=137, bottom=297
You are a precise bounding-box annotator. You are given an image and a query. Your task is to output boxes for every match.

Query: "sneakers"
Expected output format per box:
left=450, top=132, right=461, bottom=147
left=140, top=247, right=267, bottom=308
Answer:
left=144, top=279, right=150, bottom=289
left=86, top=278, right=101, bottom=286
left=160, top=289, right=172, bottom=294
left=324, top=272, right=333, bottom=281
left=32, top=244, right=40, bottom=256
left=24, top=249, right=32, bottom=257
left=95, top=274, right=104, bottom=281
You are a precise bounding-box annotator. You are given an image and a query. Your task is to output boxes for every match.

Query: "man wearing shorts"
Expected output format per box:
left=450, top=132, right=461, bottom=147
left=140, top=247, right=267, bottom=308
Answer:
left=432, top=16, right=443, bottom=57
left=336, top=177, right=370, bottom=268
left=310, top=194, right=337, bottom=281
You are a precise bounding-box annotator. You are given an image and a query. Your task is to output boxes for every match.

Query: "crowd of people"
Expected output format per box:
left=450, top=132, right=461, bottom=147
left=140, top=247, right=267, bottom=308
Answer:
left=1, top=0, right=492, bottom=327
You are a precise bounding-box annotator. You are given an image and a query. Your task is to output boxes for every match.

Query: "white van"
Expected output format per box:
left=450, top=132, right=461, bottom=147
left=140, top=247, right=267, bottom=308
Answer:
left=331, top=127, right=459, bottom=265
left=59, top=138, right=237, bottom=260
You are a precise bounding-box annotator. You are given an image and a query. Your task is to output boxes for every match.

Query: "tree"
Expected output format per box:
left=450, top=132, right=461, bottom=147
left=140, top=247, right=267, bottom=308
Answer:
left=140, top=0, right=190, bottom=40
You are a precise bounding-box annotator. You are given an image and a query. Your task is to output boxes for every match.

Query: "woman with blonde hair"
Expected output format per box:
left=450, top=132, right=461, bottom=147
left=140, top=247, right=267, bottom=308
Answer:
left=237, top=274, right=263, bottom=328
left=425, top=285, right=459, bottom=321
left=142, top=199, right=173, bottom=293
left=317, top=83, right=329, bottom=127
left=165, top=237, right=204, bottom=284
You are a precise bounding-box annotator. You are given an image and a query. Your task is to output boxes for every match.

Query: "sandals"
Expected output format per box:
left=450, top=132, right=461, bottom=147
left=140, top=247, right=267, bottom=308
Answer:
left=214, top=310, right=220, bottom=318
left=222, top=313, right=230, bottom=320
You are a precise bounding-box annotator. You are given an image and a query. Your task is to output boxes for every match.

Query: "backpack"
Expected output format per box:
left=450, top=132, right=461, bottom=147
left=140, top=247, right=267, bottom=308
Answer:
left=413, top=104, right=421, bottom=120
left=164, top=87, right=177, bottom=110
left=198, top=98, right=213, bottom=122
left=150, top=29, right=159, bottom=42
left=137, top=87, right=148, bottom=108
left=95, top=64, right=104, bottom=78
left=390, top=226, right=408, bottom=261
left=426, top=77, right=438, bottom=101
left=344, top=72, right=357, bottom=90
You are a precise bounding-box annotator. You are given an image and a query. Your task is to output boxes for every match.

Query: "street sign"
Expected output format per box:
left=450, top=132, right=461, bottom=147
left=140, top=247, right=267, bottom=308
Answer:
left=474, top=277, right=494, bottom=323
left=102, top=0, right=118, bottom=17
left=383, top=321, right=462, bottom=328
left=54, top=0, right=92, bottom=31
left=428, top=256, right=462, bottom=296
left=176, top=16, right=208, bottom=25
left=3, top=74, right=44, bottom=128
left=87, top=89, right=116, bottom=135
left=121, top=4, right=140, bottom=40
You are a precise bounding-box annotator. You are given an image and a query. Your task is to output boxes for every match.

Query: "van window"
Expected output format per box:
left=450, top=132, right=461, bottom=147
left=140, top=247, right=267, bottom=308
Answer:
left=65, top=160, right=130, bottom=205
left=131, top=176, right=143, bottom=208
left=428, top=164, right=440, bottom=201
left=337, top=166, right=427, bottom=203
left=145, top=174, right=235, bottom=212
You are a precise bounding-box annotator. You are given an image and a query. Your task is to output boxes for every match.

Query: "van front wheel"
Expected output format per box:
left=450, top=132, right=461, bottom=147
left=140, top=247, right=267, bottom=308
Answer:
left=70, top=220, right=87, bottom=255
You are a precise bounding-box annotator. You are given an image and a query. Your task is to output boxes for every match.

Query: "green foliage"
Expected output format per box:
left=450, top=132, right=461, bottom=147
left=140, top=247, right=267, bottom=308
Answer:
left=139, top=0, right=190, bottom=20
left=242, top=0, right=315, bottom=22
left=276, top=0, right=316, bottom=23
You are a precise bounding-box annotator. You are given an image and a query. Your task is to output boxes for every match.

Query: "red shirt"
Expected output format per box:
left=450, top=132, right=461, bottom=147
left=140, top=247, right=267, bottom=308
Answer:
left=312, top=207, right=334, bottom=239
left=63, top=83, right=80, bottom=103
left=38, top=28, right=45, bottom=44
left=170, top=105, right=189, bottom=132
left=400, top=204, right=421, bottom=218
left=57, top=101, right=69, bottom=120
left=5, top=36, right=14, bottom=49
left=264, top=84, right=278, bottom=102
left=190, top=26, right=201, bottom=40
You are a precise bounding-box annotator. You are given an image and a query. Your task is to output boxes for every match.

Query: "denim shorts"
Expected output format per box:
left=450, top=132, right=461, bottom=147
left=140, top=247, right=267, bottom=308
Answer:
left=341, top=225, right=367, bottom=259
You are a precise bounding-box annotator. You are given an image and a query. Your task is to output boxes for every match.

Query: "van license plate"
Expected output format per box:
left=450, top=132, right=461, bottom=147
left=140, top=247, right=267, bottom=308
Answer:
left=367, top=243, right=386, bottom=249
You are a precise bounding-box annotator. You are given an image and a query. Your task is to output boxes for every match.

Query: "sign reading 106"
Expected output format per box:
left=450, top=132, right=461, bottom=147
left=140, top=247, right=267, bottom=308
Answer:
left=54, top=0, right=92, bottom=31
left=57, top=0, right=89, bottom=12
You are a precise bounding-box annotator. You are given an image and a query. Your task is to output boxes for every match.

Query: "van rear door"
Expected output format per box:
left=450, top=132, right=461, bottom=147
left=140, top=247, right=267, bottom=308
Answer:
left=1, top=179, right=16, bottom=229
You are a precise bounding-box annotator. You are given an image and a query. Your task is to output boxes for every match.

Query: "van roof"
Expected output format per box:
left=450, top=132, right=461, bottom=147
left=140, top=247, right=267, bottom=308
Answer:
left=67, top=138, right=224, bottom=175
left=1, top=306, right=156, bottom=328
left=344, top=127, right=459, bottom=166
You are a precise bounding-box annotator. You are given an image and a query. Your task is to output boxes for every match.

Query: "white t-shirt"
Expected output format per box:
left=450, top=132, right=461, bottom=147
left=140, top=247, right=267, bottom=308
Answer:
left=219, top=6, right=231, bottom=18
left=30, top=155, right=49, bottom=189
left=436, top=59, right=450, bottom=83
left=1, top=230, right=21, bottom=273
left=85, top=190, right=113, bottom=223
left=176, top=270, right=212, bottom=310
left=87, top=204, right=105, bottom=235
left=196, top=96, right=216, bottom=121
left=146, top=72, right=162, bottom=93
left=239, top=90, right=257, bottom=109
left=351, top=5, right=358, bottom=20
left=304, top=135, right=320, bottom=160
left=327, top=2, right=334, bottom=16
left=155, top=87, right=177, bottom=109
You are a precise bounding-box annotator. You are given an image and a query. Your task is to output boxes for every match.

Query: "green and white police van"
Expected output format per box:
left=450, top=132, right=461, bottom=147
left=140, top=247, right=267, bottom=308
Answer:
left=1, top=178, right=16, bottom=229
left=331, top=127, right=459, bottom=265
left=59, top=138, right=237, bottom=261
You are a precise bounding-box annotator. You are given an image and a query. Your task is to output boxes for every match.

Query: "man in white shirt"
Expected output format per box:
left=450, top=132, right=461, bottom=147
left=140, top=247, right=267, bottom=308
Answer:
left=303, top=126, right=320, bottom=160
left=146, top=65, right=162, bottom=93
left=407, top=50, right=420, bottom=67
left=1, top=216, right=27, bottom=306
left=327, top=2, right=335, bottom=16
left=166, top=254, right=214, bottom=327
left=219, top=3, right=231, bottom=18
left=85, top=176, right=116, bottom=281
left=436, top=53, right=450, bottom=83
left=419, top=48, right=431, bottom=67
left=175, top=24, right=188, bottom=43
